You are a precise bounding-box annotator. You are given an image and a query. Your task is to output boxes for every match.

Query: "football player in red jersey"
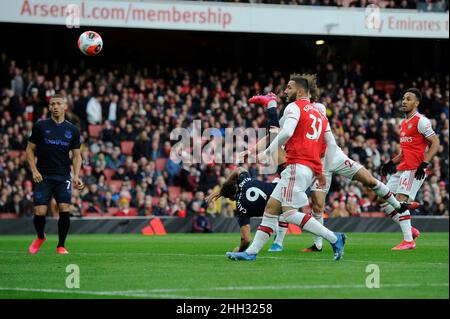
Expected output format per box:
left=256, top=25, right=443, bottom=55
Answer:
left=380, top=88, right=440, bottom=250
left=226, top=74, right=346, bottom=261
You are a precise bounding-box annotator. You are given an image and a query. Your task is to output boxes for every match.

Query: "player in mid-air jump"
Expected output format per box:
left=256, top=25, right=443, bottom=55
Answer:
left=380, top=88, right=440, bottom=250
left=26, top=94, right=84, bottom=254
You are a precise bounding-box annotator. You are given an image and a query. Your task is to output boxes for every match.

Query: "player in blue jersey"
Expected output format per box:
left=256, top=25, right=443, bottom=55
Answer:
left=26, top=94, right=84, bottom=254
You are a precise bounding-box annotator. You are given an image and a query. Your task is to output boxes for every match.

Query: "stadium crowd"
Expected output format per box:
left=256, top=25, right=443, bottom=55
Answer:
left=196, top=0, right=448, bottom=11
left=0, top=52, right=448, bottom=219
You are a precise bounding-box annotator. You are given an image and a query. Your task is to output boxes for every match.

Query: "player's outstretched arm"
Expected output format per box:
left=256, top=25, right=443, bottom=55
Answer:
left=234, top=224, right=252, bottom=252
left=26, top=142, right=43, bottom=183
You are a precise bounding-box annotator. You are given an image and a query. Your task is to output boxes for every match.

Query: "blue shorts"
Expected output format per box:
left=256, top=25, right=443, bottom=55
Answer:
left=33, top=176, right=72, bottom=206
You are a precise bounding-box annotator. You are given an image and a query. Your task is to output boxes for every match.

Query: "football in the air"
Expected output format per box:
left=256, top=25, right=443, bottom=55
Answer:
left=78, top=31, right=103, bottom=56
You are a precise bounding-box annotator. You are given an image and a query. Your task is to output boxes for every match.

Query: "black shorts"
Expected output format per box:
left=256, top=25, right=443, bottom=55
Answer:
left=33, top=176, right=72, bottom=206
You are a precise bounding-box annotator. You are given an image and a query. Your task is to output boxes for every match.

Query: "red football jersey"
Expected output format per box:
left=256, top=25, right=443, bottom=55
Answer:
left=398, top=112, right=435, bottom=171
left=285, top=99, right=329, bottom=175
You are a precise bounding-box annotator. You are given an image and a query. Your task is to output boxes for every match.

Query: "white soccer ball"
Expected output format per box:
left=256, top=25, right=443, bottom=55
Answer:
left=78, top=31, right=103, bottom=56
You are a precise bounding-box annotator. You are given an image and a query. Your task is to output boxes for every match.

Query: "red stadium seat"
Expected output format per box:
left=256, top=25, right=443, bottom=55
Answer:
left=88, top=125, right=103, bottom=139
left=168, top=186, right=181, bottom=202
left=81, top=201, right=90, bottom=215
left=182, top=192, right=194, bottom=202
left=103, top=168, right=116, bottom=181
left=120, top=141, right=135, bottom=155
left=155, top=158, right=167, bottom=172
left=152, top=196, right=160, bottom=206
left=8, top=150, right=21, bottom=159
left=107, top=207, right=119, bottom=215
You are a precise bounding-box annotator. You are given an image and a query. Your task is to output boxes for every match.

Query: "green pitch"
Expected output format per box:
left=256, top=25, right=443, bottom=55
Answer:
left=0, top=233, right=448, bottom=299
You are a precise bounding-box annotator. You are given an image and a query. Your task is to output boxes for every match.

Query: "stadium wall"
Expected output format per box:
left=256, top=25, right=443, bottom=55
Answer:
left=0, top=217, right=447, bottom=235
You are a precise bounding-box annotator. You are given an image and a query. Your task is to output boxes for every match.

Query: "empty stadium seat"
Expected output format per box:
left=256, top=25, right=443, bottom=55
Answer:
left=107, top=207, right=119, bottom=215
left=182, top=192, right=194, bottom=202
left=103, top=168, right=116, bottom=181
left=120, top=141, right=135, bottom=155
left=155, top=157, right=167, bottom=172
left=8, top=150, right=22, bottom=159
left=88, top=125, right=103, bottom=139
left=168, top=186, right=181, bottom=202
left=152, top=196, right=160, bottom=206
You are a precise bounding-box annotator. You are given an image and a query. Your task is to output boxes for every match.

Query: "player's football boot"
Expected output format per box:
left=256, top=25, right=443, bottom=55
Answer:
left=411, top=227, right=421, bottom=240
left=330, top=233, right=346, bottom=261
left=28, top=236, right=46, bottom=254
left=226, top=251, right=256, bottom=261
left=56, top=247, right=69, bottom=254
left=268, top=243, right=283, bottom=252
left=392, top=240, right=416, bottom=250
left=248, top=93, right=277, bottom=108
left=302, top=244, right=323, bottom=253
left=397, top=201, right=420, bottom=213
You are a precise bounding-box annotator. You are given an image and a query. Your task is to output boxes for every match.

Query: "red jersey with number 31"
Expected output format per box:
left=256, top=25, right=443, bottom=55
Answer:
left=398, top=112, right=435, bottom=171
left=285, top=99, right=329, bottom=175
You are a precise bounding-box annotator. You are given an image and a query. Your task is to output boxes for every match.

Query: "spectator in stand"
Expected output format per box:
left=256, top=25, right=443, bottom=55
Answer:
left=133, top=131, right=152, bottom=161
left=82, top=166, right=97, bottom=186
left=192, top=208, right=212, bottom=233
left=111, top=166, right=127, bottom=180
left=102, top=191, right=118, bottom=210
left=331, top=201, right=351, bottom=218
left=152, top=196, right=171, bottom=216
left=138, top=195, right=153, bottom=216
left=115, top=197, right=136, bottom=216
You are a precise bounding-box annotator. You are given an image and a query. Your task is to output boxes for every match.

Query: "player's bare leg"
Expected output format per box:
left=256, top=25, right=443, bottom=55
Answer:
left=29, top=206, right=48, bottom=254
left=56, top=203, right=71, bottom=254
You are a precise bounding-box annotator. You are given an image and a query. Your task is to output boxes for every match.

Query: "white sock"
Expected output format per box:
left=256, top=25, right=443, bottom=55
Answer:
left=281, top=210, right=337, bottom=244
left=311, top=210, right=323, bottom=249
left=380, top=202, right=400, bottom=224
left=246, top=213, right=278, bottom=255
left=372, top=181, right=401, bottom=210
left=273, top=216, right=288, bottom=246
left=398, top=211, right=413, bottom=242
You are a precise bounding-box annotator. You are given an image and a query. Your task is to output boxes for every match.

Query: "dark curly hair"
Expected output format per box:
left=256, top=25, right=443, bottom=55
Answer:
left=220, top=180, right=238, bottom=199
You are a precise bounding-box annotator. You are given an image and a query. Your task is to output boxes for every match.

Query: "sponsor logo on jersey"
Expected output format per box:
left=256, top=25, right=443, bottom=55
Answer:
left=44, top=138, right=70, bottom=147
left=400, top=136, right=413, bottom=143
